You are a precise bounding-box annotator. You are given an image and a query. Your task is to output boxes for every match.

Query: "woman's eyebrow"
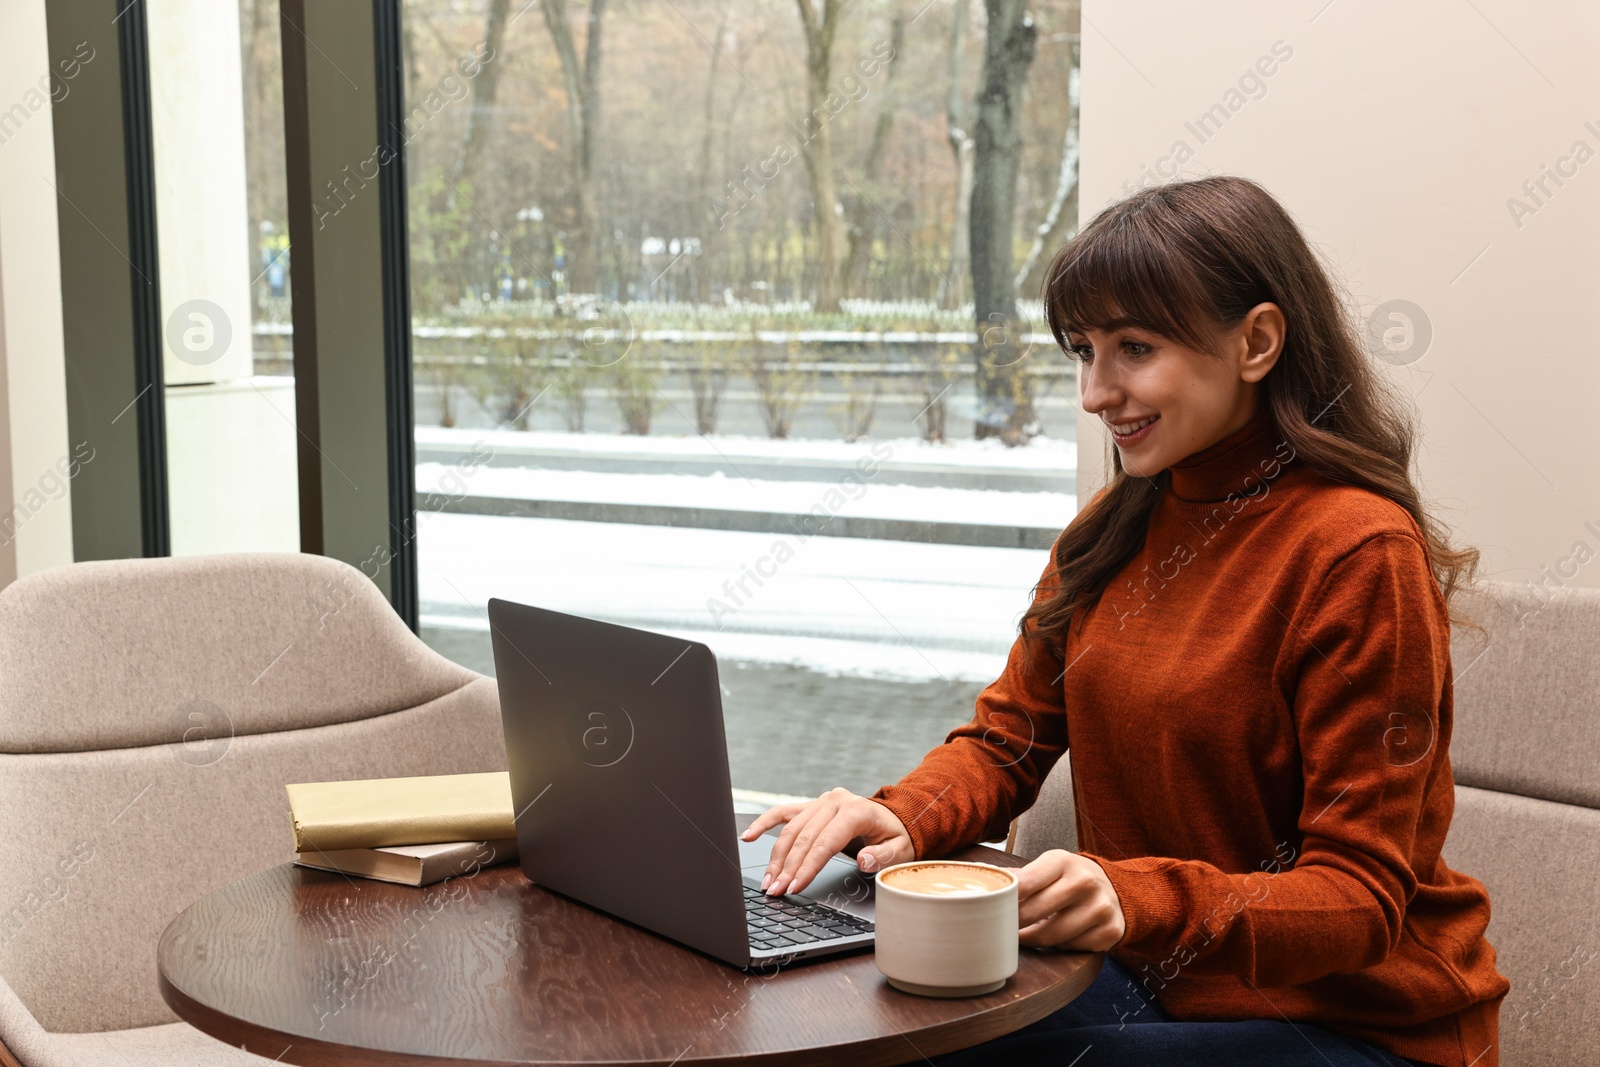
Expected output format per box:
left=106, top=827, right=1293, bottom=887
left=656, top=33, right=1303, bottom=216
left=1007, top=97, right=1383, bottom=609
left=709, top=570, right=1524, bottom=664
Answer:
left=1069, top=317, right=1142, bottom=334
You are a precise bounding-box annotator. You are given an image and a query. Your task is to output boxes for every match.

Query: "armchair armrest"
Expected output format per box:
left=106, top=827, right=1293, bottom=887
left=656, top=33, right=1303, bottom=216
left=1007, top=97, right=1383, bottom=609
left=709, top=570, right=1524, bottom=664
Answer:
left=0, top=974, right=74, bottom=1067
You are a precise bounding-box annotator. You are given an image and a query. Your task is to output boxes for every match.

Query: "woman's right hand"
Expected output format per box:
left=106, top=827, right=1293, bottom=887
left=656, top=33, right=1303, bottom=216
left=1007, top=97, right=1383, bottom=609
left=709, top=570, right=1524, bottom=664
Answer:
left=740, top=787, right=915, bottom=898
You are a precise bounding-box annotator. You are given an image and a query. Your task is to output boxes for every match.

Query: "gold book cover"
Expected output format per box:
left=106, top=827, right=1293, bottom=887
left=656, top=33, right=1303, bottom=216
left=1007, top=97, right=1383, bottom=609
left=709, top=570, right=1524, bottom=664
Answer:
left=286, top=771, right=516, bottom=852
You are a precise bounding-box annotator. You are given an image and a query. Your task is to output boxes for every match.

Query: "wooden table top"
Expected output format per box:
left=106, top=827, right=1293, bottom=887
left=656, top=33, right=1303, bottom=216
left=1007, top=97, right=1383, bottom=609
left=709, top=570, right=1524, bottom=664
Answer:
left=159, top=847, right=1101, bottom=1067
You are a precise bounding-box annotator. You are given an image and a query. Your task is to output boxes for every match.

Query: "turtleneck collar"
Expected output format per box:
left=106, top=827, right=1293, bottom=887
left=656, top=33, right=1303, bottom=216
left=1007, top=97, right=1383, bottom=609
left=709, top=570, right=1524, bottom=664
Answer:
left=1164, top=405, right=1287, bottom=506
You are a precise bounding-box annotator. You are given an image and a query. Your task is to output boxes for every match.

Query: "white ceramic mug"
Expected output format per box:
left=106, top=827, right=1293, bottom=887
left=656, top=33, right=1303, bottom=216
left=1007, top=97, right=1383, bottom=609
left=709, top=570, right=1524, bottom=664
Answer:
left=873, top=860, right=1019, bottom=997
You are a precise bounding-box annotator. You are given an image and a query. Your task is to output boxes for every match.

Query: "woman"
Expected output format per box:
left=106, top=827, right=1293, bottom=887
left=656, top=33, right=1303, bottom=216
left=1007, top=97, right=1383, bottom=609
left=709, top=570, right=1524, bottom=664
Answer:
left=741, top=176, right=1509, bottom=1066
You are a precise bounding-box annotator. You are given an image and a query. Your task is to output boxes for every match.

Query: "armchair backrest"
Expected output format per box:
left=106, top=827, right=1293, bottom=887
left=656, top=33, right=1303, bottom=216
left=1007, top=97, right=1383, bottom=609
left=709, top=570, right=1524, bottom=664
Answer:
left=1439, top=580, right=1600, bottom=1067
left=0, top=554, right=507, bottom=1033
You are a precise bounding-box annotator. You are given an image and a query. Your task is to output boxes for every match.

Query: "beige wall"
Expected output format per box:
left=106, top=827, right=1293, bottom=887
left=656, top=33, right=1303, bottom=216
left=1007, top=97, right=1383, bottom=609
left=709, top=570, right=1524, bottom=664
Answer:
left=1076, top=0, right=1600, bottom=589
left=0, top=0, right=75, bottom=586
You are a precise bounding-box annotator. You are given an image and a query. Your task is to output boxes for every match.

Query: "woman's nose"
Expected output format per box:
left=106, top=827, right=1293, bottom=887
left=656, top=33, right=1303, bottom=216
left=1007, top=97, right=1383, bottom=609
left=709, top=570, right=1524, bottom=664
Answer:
left=1078, top=362, right=1119, bottom=415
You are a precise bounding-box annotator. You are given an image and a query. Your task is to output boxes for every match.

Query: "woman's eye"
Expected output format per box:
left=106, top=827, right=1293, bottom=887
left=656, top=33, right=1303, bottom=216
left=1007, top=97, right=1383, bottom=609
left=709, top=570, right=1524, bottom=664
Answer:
left=1068, top=343, right=1094, bottom=362
left=1123, top=341, right=1151, bottom=357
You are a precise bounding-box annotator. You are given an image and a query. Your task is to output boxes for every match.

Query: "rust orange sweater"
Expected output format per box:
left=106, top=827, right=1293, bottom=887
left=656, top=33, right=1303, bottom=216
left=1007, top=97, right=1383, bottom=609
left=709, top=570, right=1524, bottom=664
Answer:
left=871, top=407, right=1509, bottom=1067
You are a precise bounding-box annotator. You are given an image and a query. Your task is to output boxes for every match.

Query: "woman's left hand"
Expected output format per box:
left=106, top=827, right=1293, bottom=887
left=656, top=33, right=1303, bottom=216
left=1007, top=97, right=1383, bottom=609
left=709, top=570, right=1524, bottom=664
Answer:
left=1014, top=849, right=1127, bottom=951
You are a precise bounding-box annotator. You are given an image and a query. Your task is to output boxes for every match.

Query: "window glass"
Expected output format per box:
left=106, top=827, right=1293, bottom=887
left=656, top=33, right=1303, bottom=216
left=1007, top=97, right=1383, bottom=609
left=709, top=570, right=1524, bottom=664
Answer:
left=149, top=0, right=298, bottom=555
left=404, top=0, right=1081, bottom=802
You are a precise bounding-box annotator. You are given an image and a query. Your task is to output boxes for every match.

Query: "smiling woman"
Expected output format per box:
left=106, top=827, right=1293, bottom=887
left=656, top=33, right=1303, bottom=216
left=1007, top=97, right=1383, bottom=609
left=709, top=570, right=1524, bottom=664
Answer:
left=752, top=175, right=1512, bottom=1067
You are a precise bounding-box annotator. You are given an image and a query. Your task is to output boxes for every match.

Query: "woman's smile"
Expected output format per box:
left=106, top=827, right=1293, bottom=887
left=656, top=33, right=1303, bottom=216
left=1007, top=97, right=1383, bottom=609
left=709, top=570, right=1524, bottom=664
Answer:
left=1106, top=413, right=1159, bottom=446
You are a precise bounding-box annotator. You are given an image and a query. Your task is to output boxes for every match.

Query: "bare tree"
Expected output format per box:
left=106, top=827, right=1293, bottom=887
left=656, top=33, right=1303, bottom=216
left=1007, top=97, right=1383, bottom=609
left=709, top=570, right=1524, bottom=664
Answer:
left=541, top=0, right=609, bottom=295
left=447, top=0, right=512, bottom=199
left=793, top=0, right=849, bottom=314
left=394, top=0, right=1078, bottom=317
left=239, top=0, right=287, bottom=318
left=402, top=12, right=420, bottom=117
left=1015, top=33, right=1079, bottom=300
left=686, top=340, right=731, bottom=433
left=841, top=4, right=906, bottom=297
left=428, top=0, right=514, bottom=304
left=937, top=0, right=976, bottom=311
left=693, top=2, right=736, bottom=305
left=969, top=0, right=1037, bottom=444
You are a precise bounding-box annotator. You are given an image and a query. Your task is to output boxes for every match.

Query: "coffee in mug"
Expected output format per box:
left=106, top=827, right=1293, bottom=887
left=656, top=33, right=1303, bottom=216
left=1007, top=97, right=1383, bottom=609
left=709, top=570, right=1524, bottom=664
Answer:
left=874, top=861, right=1019, bottom=997
left=880, top=863, right=1014, bottom=895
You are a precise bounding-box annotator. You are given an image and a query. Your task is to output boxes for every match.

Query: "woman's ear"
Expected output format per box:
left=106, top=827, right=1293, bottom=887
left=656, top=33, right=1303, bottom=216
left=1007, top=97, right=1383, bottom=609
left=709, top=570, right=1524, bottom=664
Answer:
left=1238, top=302, right=1285, bottom=382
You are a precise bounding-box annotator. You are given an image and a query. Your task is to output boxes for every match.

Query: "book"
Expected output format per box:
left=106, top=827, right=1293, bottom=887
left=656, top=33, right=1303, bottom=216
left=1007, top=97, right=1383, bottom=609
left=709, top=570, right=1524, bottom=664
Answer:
left=285, top=771, right=515, bottom=852
left=295, top=838, right=520, bottom=887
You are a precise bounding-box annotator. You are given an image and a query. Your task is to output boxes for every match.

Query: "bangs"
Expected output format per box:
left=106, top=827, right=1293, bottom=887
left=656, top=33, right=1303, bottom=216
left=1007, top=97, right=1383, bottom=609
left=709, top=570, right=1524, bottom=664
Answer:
left=1042, top=204, right=1223, bottom=356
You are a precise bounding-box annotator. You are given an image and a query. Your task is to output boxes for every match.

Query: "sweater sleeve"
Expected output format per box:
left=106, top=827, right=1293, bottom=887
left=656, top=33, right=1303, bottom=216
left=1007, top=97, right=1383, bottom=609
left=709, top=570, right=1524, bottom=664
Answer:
left=1082, top=532, right=1449, bottom=988
left=868, top=536, right=1074, bottom=859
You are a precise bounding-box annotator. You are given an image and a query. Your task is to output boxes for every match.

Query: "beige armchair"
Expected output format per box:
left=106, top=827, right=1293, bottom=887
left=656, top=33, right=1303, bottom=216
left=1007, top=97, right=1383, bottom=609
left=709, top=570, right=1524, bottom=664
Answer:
left=0, top=553, right=506, bottom=1066
left=1010, top=578, right=1600, bottom=1067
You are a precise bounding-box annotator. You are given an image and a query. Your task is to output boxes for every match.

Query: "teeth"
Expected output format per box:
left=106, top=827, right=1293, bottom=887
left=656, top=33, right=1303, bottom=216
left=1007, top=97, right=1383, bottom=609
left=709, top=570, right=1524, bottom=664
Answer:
left=1110, top=415, right=1157, bottom=435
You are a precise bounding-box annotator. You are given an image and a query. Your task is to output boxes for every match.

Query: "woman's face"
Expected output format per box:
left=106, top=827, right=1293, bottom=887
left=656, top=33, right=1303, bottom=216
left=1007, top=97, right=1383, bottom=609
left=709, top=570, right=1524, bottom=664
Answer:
left=1068, top=303, right=1284, bottom=478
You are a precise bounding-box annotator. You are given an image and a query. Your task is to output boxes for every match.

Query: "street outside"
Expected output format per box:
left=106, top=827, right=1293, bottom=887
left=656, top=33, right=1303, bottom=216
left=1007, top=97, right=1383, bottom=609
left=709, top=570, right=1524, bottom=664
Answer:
left=415, top=413, right=1078, bottom=800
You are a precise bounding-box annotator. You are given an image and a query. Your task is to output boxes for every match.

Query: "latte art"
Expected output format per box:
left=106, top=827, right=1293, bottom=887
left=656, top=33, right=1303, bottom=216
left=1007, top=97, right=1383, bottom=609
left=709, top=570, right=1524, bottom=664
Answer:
left=881, top=863, right=1013, bottom=895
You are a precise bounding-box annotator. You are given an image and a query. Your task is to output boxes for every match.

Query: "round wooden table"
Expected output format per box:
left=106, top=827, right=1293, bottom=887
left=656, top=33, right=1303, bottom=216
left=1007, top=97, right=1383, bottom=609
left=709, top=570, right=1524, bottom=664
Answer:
left=159, top=847, right=1101, bottom=1066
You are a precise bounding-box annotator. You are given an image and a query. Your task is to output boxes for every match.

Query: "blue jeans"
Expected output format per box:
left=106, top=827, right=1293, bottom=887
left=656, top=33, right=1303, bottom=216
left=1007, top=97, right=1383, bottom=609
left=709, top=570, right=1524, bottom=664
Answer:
left=929, top=955, right=1431, bottom=1066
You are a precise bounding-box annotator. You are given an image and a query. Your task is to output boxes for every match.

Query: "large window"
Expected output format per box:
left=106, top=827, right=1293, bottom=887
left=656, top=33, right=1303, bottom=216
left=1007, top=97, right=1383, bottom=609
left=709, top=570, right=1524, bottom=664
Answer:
left=403, top=0, right=1082, bottom=800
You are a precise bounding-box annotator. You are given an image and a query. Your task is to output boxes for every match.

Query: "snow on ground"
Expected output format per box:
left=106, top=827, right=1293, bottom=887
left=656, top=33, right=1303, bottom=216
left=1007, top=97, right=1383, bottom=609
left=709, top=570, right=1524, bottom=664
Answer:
left=419, top=512, right=1054, bottom=683
left=416, top=463, right=1077, bottom=529
left=417, top=427, right=1078, bottom=683
left=416, top=426, right=1078, bottom=472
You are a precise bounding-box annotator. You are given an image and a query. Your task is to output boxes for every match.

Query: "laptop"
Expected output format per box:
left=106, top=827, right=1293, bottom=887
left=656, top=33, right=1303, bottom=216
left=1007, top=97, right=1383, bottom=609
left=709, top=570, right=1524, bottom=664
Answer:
left=487, top=597, right=877, bottom=967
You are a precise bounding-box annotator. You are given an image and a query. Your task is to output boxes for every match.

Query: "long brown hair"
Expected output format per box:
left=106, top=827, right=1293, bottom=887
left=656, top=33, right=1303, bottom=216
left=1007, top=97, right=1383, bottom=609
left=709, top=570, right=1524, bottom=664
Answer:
left=1021, top=175, right=1479, bottom=649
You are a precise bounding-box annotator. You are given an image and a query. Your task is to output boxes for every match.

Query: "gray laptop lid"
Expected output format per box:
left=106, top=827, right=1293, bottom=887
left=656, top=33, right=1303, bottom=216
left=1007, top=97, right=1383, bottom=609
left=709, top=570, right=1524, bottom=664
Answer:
left=488, top=598, right=751, bottom=965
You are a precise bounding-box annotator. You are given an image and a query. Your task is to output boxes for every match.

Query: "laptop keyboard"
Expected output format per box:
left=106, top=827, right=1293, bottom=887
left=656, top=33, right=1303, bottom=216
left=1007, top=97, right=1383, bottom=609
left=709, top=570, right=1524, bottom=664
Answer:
left=742, top=882, right=873, bottom=951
